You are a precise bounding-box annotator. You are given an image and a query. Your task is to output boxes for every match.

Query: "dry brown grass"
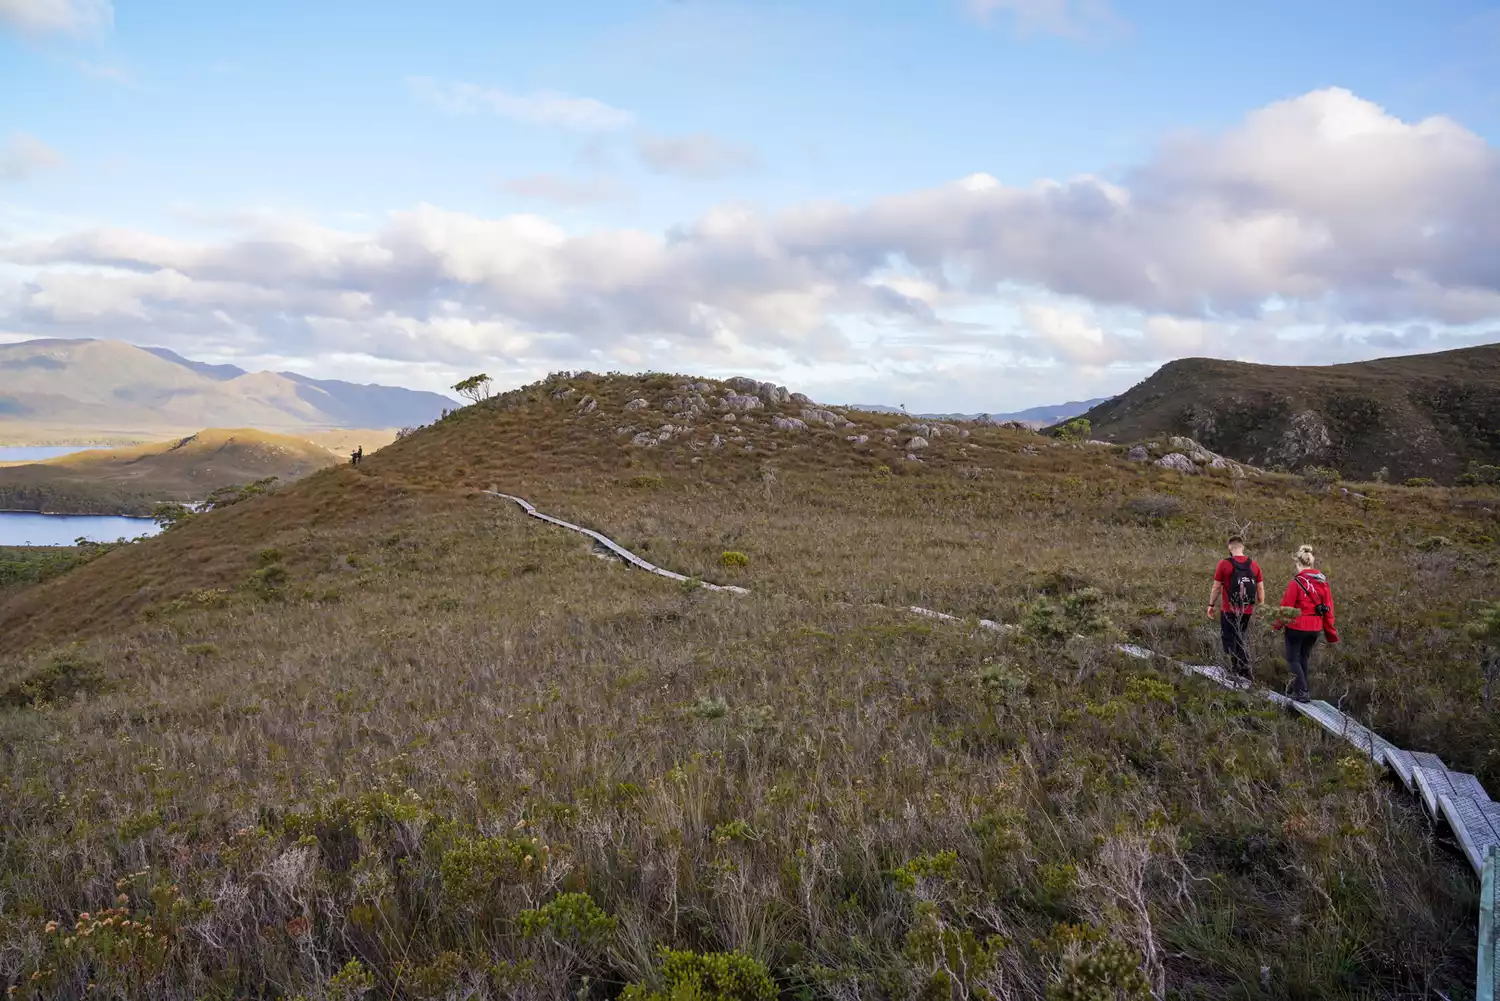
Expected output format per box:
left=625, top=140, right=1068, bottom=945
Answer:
left=0, top=371, right=1496, bottom=999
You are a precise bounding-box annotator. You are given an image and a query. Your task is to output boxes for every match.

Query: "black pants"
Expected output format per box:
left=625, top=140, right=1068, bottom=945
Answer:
left=1284, top=628, right=1319, bottom=697
left=1219, top=612, right=1252, bottom=675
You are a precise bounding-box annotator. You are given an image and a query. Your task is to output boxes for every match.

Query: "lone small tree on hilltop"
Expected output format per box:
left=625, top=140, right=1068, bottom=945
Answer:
left=453, top=373, right=494, bottom=405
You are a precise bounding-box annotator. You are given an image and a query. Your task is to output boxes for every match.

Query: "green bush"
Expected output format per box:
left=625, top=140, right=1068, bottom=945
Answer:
left=1039, top=923, right=1152, bottom=1001
left=1056, top=418, right=1092, bottom=442
left=720, top=550, right=750, bottom=568
left=516, top=892, right=617, bottom=947
left=1402, top=477, right=1437, bottom=488
left=1301, top=466, right=1341, bottom=490
left=440, top=833, right=546, bottom=907
left=245, top=563, right=289, bottom=601
left=623, top=948, right=776, bottom=1001
left=0, top=650, right=103, bottom=709
left=151, top=502, right=195, bottom=531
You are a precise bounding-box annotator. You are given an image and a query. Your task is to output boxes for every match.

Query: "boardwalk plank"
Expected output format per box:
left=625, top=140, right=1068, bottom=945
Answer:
left=1481, top=847, right=1498, bottom=1001
left=1441, top=796, right=1500, bottom=876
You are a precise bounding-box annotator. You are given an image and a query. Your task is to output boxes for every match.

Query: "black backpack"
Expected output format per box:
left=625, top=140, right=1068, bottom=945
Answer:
left=1226, top=556, right=1258, bottom=607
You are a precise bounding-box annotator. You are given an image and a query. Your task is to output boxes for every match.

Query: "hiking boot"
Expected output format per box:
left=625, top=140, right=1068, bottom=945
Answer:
left=1293, top=692, right=1312, bottom=704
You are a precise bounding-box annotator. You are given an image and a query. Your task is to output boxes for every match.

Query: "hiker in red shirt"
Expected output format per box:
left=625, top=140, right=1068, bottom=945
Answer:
left=1206, top=533, right=1264, bottom=683
left=1271, top=545, right=1340, bottom=703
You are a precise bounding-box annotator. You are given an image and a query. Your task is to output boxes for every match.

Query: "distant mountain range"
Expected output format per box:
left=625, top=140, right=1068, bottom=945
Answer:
left=847, top=398, right=1110, bottom=424
left=0, top=339, right=455, bottom=432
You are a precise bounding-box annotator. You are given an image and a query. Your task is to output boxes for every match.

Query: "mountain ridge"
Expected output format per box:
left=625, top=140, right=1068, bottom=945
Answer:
left=0, top=338, right=456, bottom=433
left=847, top=397, right=1109, bottom=424
left=0, top=426, right=339, bottom=514
left=1071, top=343, right=1500, bottom=482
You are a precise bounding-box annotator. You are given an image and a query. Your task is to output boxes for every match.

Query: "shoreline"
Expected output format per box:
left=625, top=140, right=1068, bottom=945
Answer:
left=0, top=509, right=158, bottom=520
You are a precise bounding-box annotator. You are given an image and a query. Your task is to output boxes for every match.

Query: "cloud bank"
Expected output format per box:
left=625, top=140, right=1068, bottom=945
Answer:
left=2, top=88, right=1497, bottom=404
left=0, top=133, right=64, bottom=180
left=0, top=0, right=111, bottom=38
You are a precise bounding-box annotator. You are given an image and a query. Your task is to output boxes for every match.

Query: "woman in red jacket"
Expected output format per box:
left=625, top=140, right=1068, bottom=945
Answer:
left=1271, top=545, right=1340, bottom=703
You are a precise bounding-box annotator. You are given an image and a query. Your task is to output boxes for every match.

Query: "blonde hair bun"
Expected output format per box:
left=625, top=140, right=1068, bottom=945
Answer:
left=1295, top=545, right=1316, bottom=567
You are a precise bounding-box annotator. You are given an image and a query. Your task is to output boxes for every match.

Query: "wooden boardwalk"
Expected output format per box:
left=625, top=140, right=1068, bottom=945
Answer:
left=485, top=489, right=1499, bottom=997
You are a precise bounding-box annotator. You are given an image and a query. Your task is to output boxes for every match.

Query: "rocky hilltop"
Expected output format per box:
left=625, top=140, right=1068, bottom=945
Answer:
left=1071, top=344, right=1500, bottom=483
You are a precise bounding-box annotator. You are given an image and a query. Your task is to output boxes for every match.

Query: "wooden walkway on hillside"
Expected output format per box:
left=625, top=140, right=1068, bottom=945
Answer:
left=485, top=490, right=1500, bottom=998
left=1120, top=644, right=1500, bottom=998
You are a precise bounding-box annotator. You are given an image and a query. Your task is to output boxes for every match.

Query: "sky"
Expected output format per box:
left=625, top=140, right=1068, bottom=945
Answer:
left=1, top=0, right=1498, bottom=411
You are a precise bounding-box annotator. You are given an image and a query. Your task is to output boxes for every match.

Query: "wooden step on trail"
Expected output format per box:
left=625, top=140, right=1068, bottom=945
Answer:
left=1415, top=765, right=1491, bottom=819
left=1483, top=848, right=1498, bottom=1001
left=1440, top=796, right=1500, bottom=877
left=1292, top=700, right=1396, bottom=764
left=1384, top=748, right=1447, bottom=793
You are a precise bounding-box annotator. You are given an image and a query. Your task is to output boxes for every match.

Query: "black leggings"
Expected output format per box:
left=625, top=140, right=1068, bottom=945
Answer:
left=1219, top=612, right=1252, bottom=674
left=1284, top=628, right=1319, bottom=697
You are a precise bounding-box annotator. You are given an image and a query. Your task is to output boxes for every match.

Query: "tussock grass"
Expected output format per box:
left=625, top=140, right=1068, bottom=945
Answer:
left=0, top=371, right=1496, bottom=999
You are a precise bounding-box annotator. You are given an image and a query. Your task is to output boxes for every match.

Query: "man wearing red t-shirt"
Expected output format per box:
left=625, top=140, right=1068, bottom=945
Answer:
left=1206, top=534, right=1265, bottom=682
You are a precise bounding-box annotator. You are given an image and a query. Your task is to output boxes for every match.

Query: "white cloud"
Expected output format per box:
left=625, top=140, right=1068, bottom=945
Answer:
left=499, top=173, right=625, bottom=206
left=634, top=131, right=758, bottom=178
left=406, top=77, right=635, bottom=131
left=0, top=0, right=110, bottom=37
left=966, top=0, right=1124, bottom=40
left=0, top=133, right=64, bottom=181
left=1, top=88, right=1498, bottom=410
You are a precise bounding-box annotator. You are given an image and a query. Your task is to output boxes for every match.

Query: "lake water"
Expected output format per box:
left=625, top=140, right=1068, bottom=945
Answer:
left=0, top=512, right=160, bottom=546
left=0, top=445, right=99, bottom=462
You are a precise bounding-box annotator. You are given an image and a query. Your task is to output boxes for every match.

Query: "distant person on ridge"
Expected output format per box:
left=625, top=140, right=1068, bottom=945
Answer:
left=1207, top=533, right=1264, bottom=684
left=1271, top=545, right=1339, bottom=704
left=355, top=445, right=363, bottom=465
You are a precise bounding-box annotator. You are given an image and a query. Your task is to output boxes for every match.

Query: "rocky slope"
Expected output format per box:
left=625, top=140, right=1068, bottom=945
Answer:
left=1072, top=344, right=1500, bottom=483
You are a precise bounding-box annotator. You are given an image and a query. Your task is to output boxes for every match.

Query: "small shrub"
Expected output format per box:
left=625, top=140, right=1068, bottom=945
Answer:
left=0, top=651, right=103, bottom=709
left=891, top=850, right=960, bottom=892
left=903, top=900, right=1007, bottom=999
left=203, top=476, right=279, bottom=511
left=1301, top=466, right=1341, bottom=490
left=440, top=833, right=548, bottom=907
left=720, top=550, right=750, bottom=568
left=690, top=695, right=730, bottom=720
left=257, top=547, right=284, bottom=566
left=623, top=948, right=776, bottom=1001
left=516, top=892, right=617, bottom=948
left=1415, top=536, right=1453, bottom=551
left=1121, top=494, right=1181, bottom=522
left=712, top=819, right=758, bottom=845
left=1457, top=462, right=1500, bottom=487
left=395, top=951, right=466, bottom=1000
left=629, top=474, right=665, bottom=489
left=245, top=563, right=289, bottom=601
left=1038, top=922, right=1152, bottom=1001
left=328, top=958, right=375, bottom=1000
left=151, top=502, right=195, bottom=531
left=1403, top=477, right=1437, bottom=488
left=1056, top=418, right=1092, bottom=442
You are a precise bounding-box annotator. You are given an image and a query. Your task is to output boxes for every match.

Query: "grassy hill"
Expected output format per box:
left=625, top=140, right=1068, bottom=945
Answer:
left=1, top=372, right=1497, bottom=998
left=1072, top=343, right=1500, bottom=483
left=0, top=337, right=454, bottom=436
left=0, top=428, right=340, bottom=514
